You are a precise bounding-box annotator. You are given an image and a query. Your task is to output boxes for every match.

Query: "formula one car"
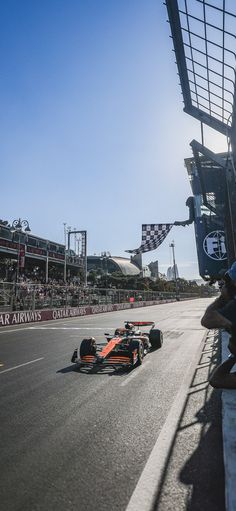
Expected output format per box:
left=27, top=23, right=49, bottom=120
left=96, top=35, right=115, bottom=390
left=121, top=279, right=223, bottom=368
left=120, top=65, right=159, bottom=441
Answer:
left=71, top=321, right=163, bottom=370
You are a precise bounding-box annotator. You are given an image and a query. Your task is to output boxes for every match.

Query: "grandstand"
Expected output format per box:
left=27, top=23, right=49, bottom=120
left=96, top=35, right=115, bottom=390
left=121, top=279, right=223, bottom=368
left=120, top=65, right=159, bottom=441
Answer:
left=0, top=220, right=83, bottom=284
left=0, top=221, right=141, bottom=285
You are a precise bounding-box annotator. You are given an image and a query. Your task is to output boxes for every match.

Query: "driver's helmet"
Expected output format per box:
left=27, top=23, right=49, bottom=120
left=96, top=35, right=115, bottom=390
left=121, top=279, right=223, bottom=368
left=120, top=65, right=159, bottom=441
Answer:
left=125, top=322, right=134, bottom=330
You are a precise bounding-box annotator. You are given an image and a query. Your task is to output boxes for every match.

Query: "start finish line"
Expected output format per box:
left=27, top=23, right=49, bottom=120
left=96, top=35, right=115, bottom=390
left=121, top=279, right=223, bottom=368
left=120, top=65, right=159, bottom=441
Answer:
left=0, top=300, right=171, bottom=327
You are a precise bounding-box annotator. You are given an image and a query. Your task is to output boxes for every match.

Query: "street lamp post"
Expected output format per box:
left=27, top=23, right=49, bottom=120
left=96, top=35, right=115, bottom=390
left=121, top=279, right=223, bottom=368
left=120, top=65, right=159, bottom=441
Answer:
left=10, top=219, right=31, bottom=310
left=10, top=218, right=31, bottom=284
left=45, top=244, right=49, bottom=284
left=101, top=253, right=110, bottom=289
left=63, top=223, right=68, bottom=283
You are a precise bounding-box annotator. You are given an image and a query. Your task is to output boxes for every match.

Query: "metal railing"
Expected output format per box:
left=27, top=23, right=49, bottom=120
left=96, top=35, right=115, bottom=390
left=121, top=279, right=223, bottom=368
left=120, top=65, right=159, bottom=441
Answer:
left=0, top=281, right=202, bottom=312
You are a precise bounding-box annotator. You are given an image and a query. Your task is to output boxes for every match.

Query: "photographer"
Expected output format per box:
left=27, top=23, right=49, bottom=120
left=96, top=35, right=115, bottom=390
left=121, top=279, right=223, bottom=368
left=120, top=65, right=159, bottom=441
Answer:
left=201, top=261, right=236, bottom=388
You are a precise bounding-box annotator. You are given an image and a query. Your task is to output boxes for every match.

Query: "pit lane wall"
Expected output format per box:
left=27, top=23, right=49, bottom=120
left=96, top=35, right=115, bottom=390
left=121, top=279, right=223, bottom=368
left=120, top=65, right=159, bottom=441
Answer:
left=0, top=299, right=173, bottom=327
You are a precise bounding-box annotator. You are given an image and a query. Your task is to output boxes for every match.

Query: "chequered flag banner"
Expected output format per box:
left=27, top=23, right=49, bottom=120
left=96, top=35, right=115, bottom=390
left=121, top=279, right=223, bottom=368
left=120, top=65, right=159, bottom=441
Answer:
left=126, top=224, right=174, bottom=254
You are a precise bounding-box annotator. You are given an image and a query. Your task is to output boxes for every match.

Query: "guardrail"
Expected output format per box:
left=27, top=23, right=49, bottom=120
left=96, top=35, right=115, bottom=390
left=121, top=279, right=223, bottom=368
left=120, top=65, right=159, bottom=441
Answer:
left=0, top=281, right=200, bottom=313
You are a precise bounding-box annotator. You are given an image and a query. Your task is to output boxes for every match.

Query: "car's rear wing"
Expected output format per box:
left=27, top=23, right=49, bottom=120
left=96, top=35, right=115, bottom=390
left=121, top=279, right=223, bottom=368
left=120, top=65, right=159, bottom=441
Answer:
left=125, top=321, right=154, bottom=326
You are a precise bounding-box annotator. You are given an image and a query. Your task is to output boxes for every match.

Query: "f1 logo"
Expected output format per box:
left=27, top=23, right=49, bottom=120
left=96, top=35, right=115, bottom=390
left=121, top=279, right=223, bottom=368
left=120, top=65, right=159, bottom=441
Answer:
left=203, top=231, right=227, bottom=260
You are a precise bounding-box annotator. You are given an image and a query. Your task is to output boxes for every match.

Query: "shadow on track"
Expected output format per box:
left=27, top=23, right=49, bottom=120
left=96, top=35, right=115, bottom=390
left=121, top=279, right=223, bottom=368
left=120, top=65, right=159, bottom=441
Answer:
left=56, top=365, right=79, bottom=374
left=57, top=364, right=132, bottom=377
left=154, top=330, right=225, bottom=511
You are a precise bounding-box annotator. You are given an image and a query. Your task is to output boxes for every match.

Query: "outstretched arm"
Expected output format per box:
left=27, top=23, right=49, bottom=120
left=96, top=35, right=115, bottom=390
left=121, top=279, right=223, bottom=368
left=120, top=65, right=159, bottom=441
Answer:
left=210, top=356, right=236, bottom=389
left=201, top=288, right=233, bottom=332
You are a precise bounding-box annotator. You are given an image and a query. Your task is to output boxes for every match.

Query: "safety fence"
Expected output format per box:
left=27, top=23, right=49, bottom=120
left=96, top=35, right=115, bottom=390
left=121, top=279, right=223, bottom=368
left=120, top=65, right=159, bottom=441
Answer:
left=0, top=281, right=200, bottom=313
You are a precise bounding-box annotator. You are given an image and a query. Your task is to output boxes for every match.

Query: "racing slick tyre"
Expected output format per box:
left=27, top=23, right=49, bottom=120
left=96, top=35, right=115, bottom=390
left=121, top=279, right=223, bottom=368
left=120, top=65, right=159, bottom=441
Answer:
left=149, top=329, right=163, bottom=350
left=79, top=338, right=97, bottom=357
left=129, top=340, right=144, bottom=366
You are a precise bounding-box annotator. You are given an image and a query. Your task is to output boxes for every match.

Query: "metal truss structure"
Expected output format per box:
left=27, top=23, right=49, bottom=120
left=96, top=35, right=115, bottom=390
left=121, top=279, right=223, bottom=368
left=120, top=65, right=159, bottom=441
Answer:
left=67, top=229, right=87, bottom=285
left=166, top=0, right=236, bottom=271
left=166, top=0, right=236, bottom=137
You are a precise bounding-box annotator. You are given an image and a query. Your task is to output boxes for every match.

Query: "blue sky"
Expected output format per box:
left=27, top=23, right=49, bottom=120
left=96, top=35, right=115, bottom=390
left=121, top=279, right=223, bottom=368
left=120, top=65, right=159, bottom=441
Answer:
left=0, top=0, right=228, bottom=279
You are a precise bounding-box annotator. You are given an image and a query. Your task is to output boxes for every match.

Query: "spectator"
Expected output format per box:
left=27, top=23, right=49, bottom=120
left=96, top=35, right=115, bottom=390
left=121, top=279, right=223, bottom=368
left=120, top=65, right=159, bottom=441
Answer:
left=209, top=355, right=236, bottom=389
left=201, top=261, right=236, bottom=388
left=201, top=261, right=236, bottom=356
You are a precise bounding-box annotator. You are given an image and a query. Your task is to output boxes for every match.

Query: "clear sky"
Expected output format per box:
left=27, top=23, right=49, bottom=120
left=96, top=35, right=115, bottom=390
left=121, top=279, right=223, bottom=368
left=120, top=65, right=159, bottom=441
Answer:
left=0, top=0, right=228, bottom=279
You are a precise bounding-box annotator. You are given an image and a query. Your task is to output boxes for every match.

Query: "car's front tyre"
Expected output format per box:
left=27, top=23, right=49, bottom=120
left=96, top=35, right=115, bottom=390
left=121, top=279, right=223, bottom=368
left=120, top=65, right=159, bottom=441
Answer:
left=80, top=338, right=97, bottom=357
left=129, top=339, right=144, bottom=366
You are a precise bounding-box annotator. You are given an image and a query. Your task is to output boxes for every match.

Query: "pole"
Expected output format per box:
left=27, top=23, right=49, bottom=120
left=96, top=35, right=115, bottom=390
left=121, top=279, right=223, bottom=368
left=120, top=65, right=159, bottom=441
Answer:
left=16, top=234, right=20, bottom=284
left=10, top=218, right=31, bottom=305
left=170, top=241, right=178, bottom=298
left=84, top=231, right=87, bottom=287
left=63, top=223, right=67, bottom=283
left=67, top=227, right=71, bottom=252
left=104, top=257, right=107, bottom=289
left=46, top=250, right=49, bottom=284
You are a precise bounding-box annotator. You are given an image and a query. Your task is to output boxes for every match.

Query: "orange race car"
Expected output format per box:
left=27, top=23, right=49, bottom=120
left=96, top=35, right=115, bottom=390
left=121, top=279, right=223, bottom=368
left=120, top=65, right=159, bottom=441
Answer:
left=71, top=321, right=163, bottom=370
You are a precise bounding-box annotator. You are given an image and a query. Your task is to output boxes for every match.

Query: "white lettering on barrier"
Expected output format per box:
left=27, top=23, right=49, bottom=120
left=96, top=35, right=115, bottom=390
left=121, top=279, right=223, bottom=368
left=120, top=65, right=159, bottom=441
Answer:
left=69, top=307, right=88, bottom=316
left=53, top=309, right=69, bottom=320
left=115, top=303, right=131, bottom=311
left=78, top=307, right=87, bottom=316
left=0, top=313, right=10, bottom=326
left=92, top=305, right=101, bottom=314
left=10, top=311, right=42, bottom=325
left=12, top=313, right=17, bottom=324
left=91, top=305, right=99, bottom=314
left=52, top=307, right=90, bottom=320
left=91, top=304, right=113, bottom=314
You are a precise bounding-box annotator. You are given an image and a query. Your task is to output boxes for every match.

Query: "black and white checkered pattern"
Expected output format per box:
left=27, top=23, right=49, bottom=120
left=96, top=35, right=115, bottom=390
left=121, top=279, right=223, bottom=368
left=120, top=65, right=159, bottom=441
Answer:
left=126, top=224, right=173, bottom=254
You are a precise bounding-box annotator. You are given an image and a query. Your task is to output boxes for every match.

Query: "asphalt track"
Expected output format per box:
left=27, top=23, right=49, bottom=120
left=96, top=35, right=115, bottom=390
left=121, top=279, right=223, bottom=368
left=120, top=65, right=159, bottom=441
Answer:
left=0, top=299, right=225, bottom=511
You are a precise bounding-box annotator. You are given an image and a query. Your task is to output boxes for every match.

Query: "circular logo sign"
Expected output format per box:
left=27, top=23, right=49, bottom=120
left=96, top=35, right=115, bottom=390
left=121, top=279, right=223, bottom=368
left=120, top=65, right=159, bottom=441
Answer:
left=203, top=230, right=227, bottom=260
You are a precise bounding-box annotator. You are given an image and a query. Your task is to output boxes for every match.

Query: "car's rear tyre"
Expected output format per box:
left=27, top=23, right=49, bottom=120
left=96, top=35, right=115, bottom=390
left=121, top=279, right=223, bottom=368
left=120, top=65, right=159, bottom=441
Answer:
left=149, top=329, right=163, bottom=350
left=80, top=338, right=97, bottom=357
left=129, top=339, right=144, bottom=366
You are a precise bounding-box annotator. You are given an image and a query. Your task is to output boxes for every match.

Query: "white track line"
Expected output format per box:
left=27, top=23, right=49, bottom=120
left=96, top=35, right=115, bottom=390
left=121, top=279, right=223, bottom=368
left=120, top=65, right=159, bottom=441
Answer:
left=28, top=327, right=112, bottom=330
left=0, top=357, right=44, bottom=375
left=125, top=333, right=206, bottom=511
left=0, top=327, right=36, bottom=334
left=0, top=325, right=115, bottom=335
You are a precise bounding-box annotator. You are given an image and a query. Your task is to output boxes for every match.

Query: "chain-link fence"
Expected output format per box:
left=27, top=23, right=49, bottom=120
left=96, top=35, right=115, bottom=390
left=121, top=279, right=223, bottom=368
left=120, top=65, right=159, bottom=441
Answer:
left=0, top=281, right=199, bottom=312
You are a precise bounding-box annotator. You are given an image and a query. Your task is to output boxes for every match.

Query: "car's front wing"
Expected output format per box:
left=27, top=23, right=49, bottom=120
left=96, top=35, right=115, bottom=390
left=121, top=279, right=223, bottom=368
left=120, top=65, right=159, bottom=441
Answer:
left=74, top=352, right=139, bottom=368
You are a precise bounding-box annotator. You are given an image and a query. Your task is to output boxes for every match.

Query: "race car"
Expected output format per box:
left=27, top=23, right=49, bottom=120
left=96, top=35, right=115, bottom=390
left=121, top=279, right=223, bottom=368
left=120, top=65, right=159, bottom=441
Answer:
left=71, top=321, right=163, bottom=370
